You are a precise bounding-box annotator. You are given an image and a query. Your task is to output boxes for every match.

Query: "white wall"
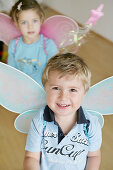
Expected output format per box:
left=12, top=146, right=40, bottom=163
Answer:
left=0, top=0, right=43, bottom=12
left=44, top=0, right=113, bottom=42
left=0, top=0, right=15, bottom=12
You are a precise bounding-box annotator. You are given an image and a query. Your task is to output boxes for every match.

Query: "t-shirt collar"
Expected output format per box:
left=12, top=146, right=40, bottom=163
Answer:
left=43, top=105, right=87, bottom=124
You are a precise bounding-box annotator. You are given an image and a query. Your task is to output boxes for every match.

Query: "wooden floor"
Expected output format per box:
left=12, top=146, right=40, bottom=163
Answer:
left=0, top=6, right=113, bottom=170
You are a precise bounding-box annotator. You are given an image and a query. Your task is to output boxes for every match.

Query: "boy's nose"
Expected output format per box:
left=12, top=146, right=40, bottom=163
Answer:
left=59, top=90, right=69, bottom=100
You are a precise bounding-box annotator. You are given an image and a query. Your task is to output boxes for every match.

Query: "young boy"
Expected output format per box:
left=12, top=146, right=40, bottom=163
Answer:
left=24, top=53, right=102, bottom=170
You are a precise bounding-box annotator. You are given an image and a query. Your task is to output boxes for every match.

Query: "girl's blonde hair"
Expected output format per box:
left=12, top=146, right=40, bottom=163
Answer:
left=10, top=0, right=45, bottom=23
left=42, top=53, right=91, bottom=92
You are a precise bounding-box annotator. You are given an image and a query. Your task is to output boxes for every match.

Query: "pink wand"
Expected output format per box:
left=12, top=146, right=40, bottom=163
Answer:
left=86, top=4, right=104, bottom=26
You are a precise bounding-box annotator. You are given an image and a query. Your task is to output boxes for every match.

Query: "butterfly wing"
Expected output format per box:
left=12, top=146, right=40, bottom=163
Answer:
left=0, top=13, right=21, bottom=45
left=14, top=109, right=41, bottom=133
left=86, top=110, right=104, bottom=128
left=0, top=62, right=46, bottom=113
left=14, top=109, right=104, bottom=134
left=82, top=76, right=113, bottom=115
left=40, top=15, right=79, bottom=50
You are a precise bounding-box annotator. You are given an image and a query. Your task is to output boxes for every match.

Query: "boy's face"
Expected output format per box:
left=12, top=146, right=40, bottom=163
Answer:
left=45, top=71, right=85, bottom=119
left=17, top=9, right=41, bottom=43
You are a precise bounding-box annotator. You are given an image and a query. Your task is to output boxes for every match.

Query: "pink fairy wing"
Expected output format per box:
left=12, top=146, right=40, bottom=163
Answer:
left=40, top=15, right=79, bottom=49
left=0, top=13, right=21, bottom=45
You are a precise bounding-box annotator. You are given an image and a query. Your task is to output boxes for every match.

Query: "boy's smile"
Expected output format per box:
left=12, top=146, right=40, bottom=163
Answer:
left=45, top=71, right=86, bottom=120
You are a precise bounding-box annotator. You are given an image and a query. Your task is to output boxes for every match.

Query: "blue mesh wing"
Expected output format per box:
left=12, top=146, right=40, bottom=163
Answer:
left=82, top=76, right=113, bottom=115
left=0, top=62, right=46, bottom=113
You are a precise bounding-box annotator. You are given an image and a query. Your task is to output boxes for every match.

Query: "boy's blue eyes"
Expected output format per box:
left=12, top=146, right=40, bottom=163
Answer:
left=52, top=87, right=77, bottom=92
left=70, top=89, right=77, bottom=92
left=52, top=87, right=59, bottom=90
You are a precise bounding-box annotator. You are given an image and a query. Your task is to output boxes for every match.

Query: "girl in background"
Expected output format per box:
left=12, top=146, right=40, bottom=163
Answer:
left=8, top=0, right=58, bottom=87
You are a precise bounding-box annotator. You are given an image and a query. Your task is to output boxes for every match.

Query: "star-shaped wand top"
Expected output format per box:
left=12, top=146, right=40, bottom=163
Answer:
left=86, top=4, right=104, bottom=26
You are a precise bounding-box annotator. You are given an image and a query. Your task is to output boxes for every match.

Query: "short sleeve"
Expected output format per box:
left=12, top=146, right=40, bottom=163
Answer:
left=25, top=114, right=43, bottom=152
left=88, top=116, right=102, bottom=152
left=45, top=38, right=58, bottom=60
left=8, top=39, right=17, bottom=68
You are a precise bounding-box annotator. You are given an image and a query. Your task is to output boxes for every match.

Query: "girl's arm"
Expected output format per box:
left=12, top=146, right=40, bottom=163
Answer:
left=23, top=151, right=41, bottom=170
left=45, top=38, right=58, bottom=59
left=85, top=149, right=101, bottom=170
left=8, top=40, right=17, bottom=68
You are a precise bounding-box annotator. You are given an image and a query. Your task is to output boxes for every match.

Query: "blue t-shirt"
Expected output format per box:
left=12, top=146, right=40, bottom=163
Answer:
left=8, top=34, right=58, bottom=87
left=25, top=106, right=102, bottom=170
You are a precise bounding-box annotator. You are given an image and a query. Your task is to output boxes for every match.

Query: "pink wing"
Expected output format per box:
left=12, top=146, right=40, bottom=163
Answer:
left=0, top=13, right=78, bottom=49
left=0, top=13, right=21, bottom=45
left=40, top=15, right=79, bottom=49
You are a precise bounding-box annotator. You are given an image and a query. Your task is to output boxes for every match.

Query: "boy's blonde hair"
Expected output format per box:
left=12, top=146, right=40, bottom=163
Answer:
left=10, top=0, right=45, bottom=23
left=42, top=53, right=91, bottom=92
